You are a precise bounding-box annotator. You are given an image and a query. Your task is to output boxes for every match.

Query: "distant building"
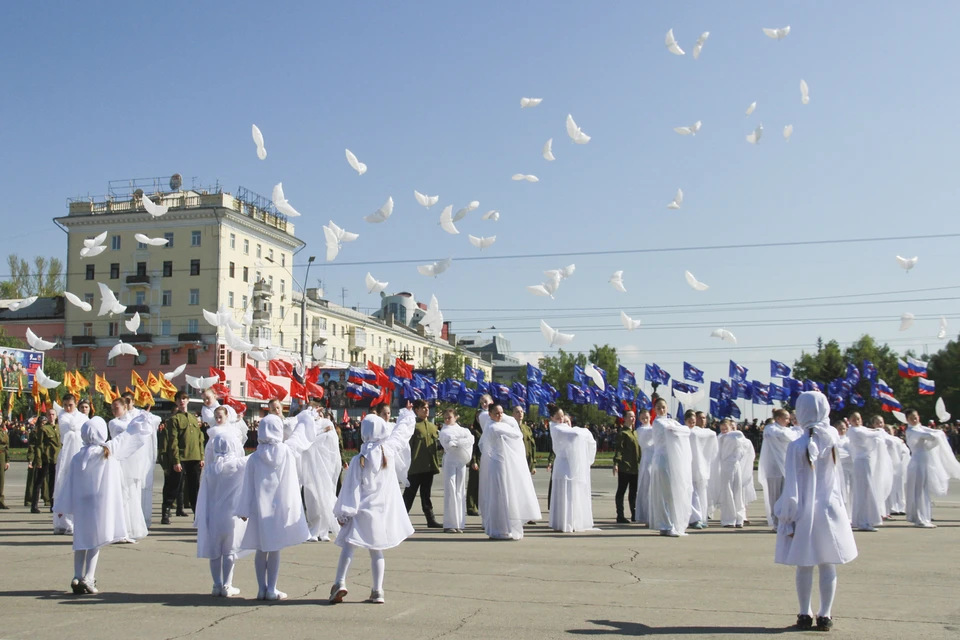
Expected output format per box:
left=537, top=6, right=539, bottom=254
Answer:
left=0, top=296, right=66, bottom=359
left=456, top=334, right=522, bottom=382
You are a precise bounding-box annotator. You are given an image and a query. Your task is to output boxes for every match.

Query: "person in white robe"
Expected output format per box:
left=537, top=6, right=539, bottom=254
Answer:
left=236, top=413, right=316, bottom=601
left=548, top=406, right=598, bottom=533
left=52, top=394, right=86, bottom=535
left=883, top=426, right=910, bottom=516
left=775, top=391, right=857, bottom=632
left=687, top=410, right=718, bottom=529
left=834, top=420, right=853, bottom=520
left=709, top=419, right=747, bottom=527
left=478, top=403, right=541, bottom=540
left=57, top=416, right=149, bottom=595
left=904, top=409, right=960, bottom=528
left=300, top=400, right=342, bottom=542
left=649, top=398, right=693, bottom=537
left=200, top=389, right=220, bottom=429
left=130, top=401, right=158, bottom=528
left=738, top=425, right=758, bottom=515
left=758, top=409, right=801, bottom=530
left=329, top=405, right=416, bottom=605
left=438, top=408, right=475, bottom=532
left=195, top=406, right=248, bottom=597
left=846, top=412, right=893, bottom=532
left=107, top=398, right=159, bottom=542
left=633, top=409, right=655, bottom=526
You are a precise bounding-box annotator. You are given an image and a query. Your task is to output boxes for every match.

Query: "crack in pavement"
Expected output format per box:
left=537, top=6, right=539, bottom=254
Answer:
left=608, top=549, right=642, bottom=584
left=429, top=607, right=482, bottom=640
left=162, top=607, right=261, bottom=640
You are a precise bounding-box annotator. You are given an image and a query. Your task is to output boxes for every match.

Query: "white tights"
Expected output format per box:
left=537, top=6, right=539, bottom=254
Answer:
left=209, top=554, right=237, bottom=588
left=795, top=564, right=837, bottom=618
left=335, top=543, right=385, bottom=591
left=254, top=551, right=281, bottom=594
left=73, top=549, right=100, bottom=583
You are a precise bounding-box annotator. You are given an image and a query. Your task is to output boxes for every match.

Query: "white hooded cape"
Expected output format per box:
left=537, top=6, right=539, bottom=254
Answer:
left=905, top=425, right=960, bottom=526
left=649, top=416, right=693, bottom=535
left=439, top=422, right=475, bottom=530
left=478, top=414, right=541, bottom=539
left=758, top=423, right=801, bottom=527
left=107, top=411, right=160, bottom=540
left=847, top=426, right=894, bottom=529
left=195, top=416, right=249, bottom=558
left=301, top=413, right=342, bottom=541
left=633, top=425, right=655, bottom=525
left=548, top=421, right=598, bottom=533
left=53, top=409, right=87, bottom=532
left=708, top=430, right=747, bottom=526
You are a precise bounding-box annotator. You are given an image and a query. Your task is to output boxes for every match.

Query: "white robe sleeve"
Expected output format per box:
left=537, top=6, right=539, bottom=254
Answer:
left=775, top=444, right=800, bottom=536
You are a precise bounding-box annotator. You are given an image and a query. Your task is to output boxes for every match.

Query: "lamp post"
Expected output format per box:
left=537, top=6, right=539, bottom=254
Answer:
left=266, top=254, right=315, bottom=376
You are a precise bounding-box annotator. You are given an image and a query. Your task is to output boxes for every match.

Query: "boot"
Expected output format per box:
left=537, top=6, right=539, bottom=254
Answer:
left=161, top=507, right=171, bottom=525
left=616, top=507, right=629, bottom=524
left=425, top=509, right=443, bottom=529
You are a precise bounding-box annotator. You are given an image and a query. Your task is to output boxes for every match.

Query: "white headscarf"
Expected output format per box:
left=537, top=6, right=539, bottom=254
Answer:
left=359, top=414, right=390, bottom=480
left=78, top=417, right=109, bottom=471
left=257, top=414, right=284, bottom=468
left=795, top=391, right=831, bottom=462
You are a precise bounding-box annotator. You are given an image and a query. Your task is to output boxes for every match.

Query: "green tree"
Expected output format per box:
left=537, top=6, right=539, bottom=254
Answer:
left=2, top=254, right=64, bottom=298
left=538, top=344, right=621, bottom=426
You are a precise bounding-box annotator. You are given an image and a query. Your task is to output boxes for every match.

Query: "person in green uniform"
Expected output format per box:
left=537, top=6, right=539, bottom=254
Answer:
left=403, top=399, right=442, bottom=528
left=25, top=421, right=36, bottom=506
left=612, top=410, right=640, bottom=523
left=31, top=408, right=61, bottom=513
left=0, top=421, right=9, bottom=509
left=466, top=394, right=492, bottom=516
left=513, top=406, right=537, bottom=475
left=161, top=391, right=204, bottom=524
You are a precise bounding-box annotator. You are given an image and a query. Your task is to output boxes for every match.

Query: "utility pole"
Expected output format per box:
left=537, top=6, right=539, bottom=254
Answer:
left=341, top=287, right=348, bottom=307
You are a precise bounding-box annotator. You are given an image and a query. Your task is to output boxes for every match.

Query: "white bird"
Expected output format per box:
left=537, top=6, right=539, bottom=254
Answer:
left=938, top=316, right=948, bottom=340
left=322, top=220, right=359, bottom=261
left=540, top=320, right=574, bottom=347
left=891, top=410, right=908, bottom=424
left=420, top=295, right=444, bottom=336
left=186, top=374, right=219, bottom=390
left=312, top=342, right=328, bottom=361
left=439, top=205, right=460, bottom=235
left=609, top=270, right=626, bottom=293
left=107, top=340, right=138, bottom=360
left=667, top=188, right=683, bottom=210
left=674, top=121, right=702, bottom=136
left=685, top=270, right=709, bottom=291
left=520, top=97, right=543, bottom=108
left=8, top=296, right=38, bottom=311
left=899, top=312, right=915, bottom=331
left=542, top=138, right=555, bottom=161
left=141, top=193, right=169, bottom=217
left=63, top=291, right=92, bottom=312
left=545, top=264, right=576, bottom=280
left=711, top=328, right=737, bottom=344
left=162, top=364, right=186, bottom=380
left=80, top=245, right=107, bottom=259
left=224, top=326, right=253, bottom=352
left=202, top=308, right=221, bottom=327
left=800, top=79, right=810, bottom=105
left=784, top=124, right=794, bottom=141
left=26, top=328, right=56, bottom=351
left=414, top=191, right=439, bottom=208
left=202, top=304, right=242, bottom=331
left=272, top=183, right=302, bottom=218
left=468, top=235, right=497, bottom=250
left=252, top=124, right=267, bottom=160
left=896, top=255, right=918, bottom=272
left=746, top=123, right=764, bottom=144
left=364, top=196, right=394, bottom=224
left=481, top=210, right=500, bottom=221
left=692, top=31, right=709, bottom=59
left=35, top=368, right=61, bottom=390
left=452, top=201, right=479, bottom=223
left=620, top=311, right=642, bottom=331
left=125, top=312, right=140, bottom=335
left=511, top=174, right=539, bottom=182
left=365, top=272, right=388, bottom=294
left=83, top=231, right=108, bottom=248
left=665, top=28, right=685, bottom=55
left=345, top=149, right=367, bottom=175
left=134, top=233, right=168, bottom=246
left=763, top=26, right=791, bottom=40
left=97, top=283, right=126, bottom=316
left=526, top=283, right=556, bottom=298
left=418, top=257, right=452, bottom=278
left=565, top=114, right=591, bottom=144
left=936, top=397, right=951, bottom=422
left=584, top=363, right=606, bottom=391
left=746, top=102, right=757, bottom=116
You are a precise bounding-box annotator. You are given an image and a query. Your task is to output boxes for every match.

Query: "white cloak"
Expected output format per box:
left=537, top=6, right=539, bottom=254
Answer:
left=847, top=426, right=894, bottom=529
left=195, top=418, right=249, bottom=559
left=883, top=433, right=910, bottom=515
left=478, top=415, right=541, bottom=539
left=689, top=426, right=718, bottom=525
left=548, top=421, right=598, bottom=533
left=708, top=431, right=747, bottom=526
left=905, top=425, right=960, bottom=526
left=301, top=413, right=342, bottom=541
left=107, top=412, right=159, bottom=540
left=439, top=423, right=475, bottom=530
left=758, top=423, right=801, bottom=527
left=649, top=416, right=693, bottom=535
left=53, top=409, right=87, bottom=533
left=633, top=425, right=655, bottom=525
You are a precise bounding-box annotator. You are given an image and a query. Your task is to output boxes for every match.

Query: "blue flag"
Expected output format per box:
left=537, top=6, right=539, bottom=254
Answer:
left=683, top=362, right=705, bottom=383
left=733, top=380, right=752, bottom=401
left=526, top=363, right=543, bottom=385
left=636, top=389, right=652, bottom=411
left=459, top=386, right=479, bottom=408
left=845, top=363, right=860, bottom=386
left=770, top=359, right=792, bottom=378
left=573, top=364, right=585, bottom=386
left=752, top=381, right=771, bottom=405
left=768, top=382, right=786, bottom=401
left=567, top=383, right=587, bottom=404
left=709, top=381, right=722, bottom=400
left=676, top=400, right=685, bottom=419
left=464, top=364, right=479, bottom=383
left=643, top=364, right=658, bottom=384
left=672, top=379, right=699, bottom=394
left=618, top=365, right=636, bottom=388
left=862, top=360, right=878, bottom=382
left=710, top=399, right=720, bottom=416
left=729, top=360, right=749, bottom=382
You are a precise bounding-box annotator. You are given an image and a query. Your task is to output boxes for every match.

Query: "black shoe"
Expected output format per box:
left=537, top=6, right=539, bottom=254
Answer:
left=31, top=507, right=42, bottom=514
left=161, top=515, right=171, bottom=525
left=467, top=510, right=480, bottom=517
left=796, top=614, right=813, bottom=630
left=616, top=516, right=630, bottom=524
left=0, top=504, right=9, bottom=510
left=426, top=520, right=443, bottom=529
left=176, top=509, right=187, bottom=517
left=816, top=616, right=833, bottom=631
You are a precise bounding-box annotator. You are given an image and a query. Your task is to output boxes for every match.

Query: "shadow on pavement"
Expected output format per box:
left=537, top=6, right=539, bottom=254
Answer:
left=568, top=619, right=790, bottom=635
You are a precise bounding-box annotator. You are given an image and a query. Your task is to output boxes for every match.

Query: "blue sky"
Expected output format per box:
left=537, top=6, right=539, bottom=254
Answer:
left=2, top=1, right=959, bottom=411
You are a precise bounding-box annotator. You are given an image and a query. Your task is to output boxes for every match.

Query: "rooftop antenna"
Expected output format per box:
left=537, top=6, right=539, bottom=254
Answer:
left=341, top=287, right=348, bottom=307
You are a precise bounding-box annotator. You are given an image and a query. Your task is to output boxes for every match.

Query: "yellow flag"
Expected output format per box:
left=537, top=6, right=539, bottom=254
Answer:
left=94, top=374, right=115, bottom=402
left=135, top=385, right=154, bottom=408
left=131, top=370, right=146, bottom=391
left=146, top=371, right=162, bottom=394
left=75, top=371, right=90, bottom=391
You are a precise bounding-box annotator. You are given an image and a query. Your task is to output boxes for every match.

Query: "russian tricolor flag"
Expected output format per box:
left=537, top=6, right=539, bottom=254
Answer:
left=897, top=359, right=911, bottom=378
left=879, top=391, right=902, bottom=412
left=348, top=366, right=376, bottom=384
left=907, top=356, right=928, bottom=378
left=918, top=378, right=935, bottom=395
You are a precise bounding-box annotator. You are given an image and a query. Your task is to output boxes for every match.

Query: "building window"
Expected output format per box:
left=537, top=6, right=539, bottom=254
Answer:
left=136, top=262, right=146, bottom=276
left=160, top=349, right=170, bottom=365
left=107, top=355, right=116, bottom=367
left=281, top=253, right=285, bottom=267
left=243, top=239, right=249, bottom=255
left=191, top=230, right=201, bottom=247
left=279, top=331, right=284, bottom=347
left=160, top=320, right=171, bottom=336
left=229, top=233, right=236, bottom=249
left=111, top=235, right=121, bottom=251
left=341, top=348, right=345, bottom=362
left=268, top=275, right=273, bottom=288
left=241, top=295, right=248, bottom=309
left=189, top=289, right=200, bottom=305
left=110, top=263, right=120, bottom=279
left=229, top=262, right=235, bottom=278
left=240, top=353, right=246, bottom=368
left=80, top=352, right=90, bottom=368
left=268, top=248, right=274, bottom=261
left=332, top=323, right=336, bottom=336
left=137, top=237, right=146, bottom=249
left=242, top=266, right=248, bottom=282
left=162, top=290, right=172, bottom=306
left=239, top=381, right=246, bottom=396
left=108, top=322, right=119, bottom=337
left=280, top=306, right=285, bottom=319
left=82, top=322, right=93, bottom=337
left=84, top=293, right=94, bottom=307
left=256, top=244, right=262, bottom=258
left=293, top=339, right=299, bottom=353
left=293, top=313, right=299, bottom=327
left=85, top=264, right=95, bottom=280
left=190, top=259, right=200, bottom=276
left=228, top=292, right=234, bottom=307
left=280, top=280, right=285, bottom=296
left=135, top=291, right=145, bottom=305
left=187, top=318, right=199, bottom=333
left=187, top=348, right=198, bottom=365
left=164, top=232, right=174, bottom=247
left=163, top=261, right=172, bottom=277
left=226, top=351, right=233, bottom=366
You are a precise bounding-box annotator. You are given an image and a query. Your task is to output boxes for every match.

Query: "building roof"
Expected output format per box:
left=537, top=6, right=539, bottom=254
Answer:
left=0, top=296, right=64, bottom=322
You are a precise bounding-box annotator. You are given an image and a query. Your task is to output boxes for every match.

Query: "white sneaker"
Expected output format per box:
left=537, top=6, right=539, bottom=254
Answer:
left=222, top=585, right=241, bottom=597
left=915, top=522, right=937, bottom=529
left=369, top=589, right=385, bottom=604
left=329, top=583, right=348, bottom=604
left=265, top=590, right=287, bottom=601
left=307, top=536, right=319, bottom=542
left=212, top=584, right=223, bottom=596
left=256, top=588, right=267, bottom=601
left=81, top=579, right=98, bottom=594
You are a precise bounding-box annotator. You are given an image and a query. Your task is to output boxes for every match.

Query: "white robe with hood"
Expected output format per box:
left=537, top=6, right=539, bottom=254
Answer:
left=633, top=425, right=655, bottom=525
left=195, top=413, right=249, bottom=559
left=439, top=422, right=475, bottom=530
left=301, top=412, right=342, bottom=541
left=758, top=422, right=801, bottom=528
left=53, top=409, right=87, bottom=533
left=905, top=425, right=960, bottom=526
left=649, top=416, right=693, bottom=535
left=689, top=426, right=718, bottom=525
left=478, top=414, right=541, bottom=539
left=548, top=420, right=598, bottom=533
left=847, top=426, right=894, bottom=529
left=107, top=411, right=160, bottom=540
left=708, top=430, right=751, bottom=526
left=883, top=432, right=910, bottom=515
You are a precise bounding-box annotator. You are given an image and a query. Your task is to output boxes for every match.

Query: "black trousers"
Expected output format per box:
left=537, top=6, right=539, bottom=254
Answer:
left=162, top=469, right=181, bottom=511
left=31, top=463, right=56, bottom=511
left=181, top=461, right=202, bottom=513
left=403, top=471, right=436, bottom=517
left=466, top=466, right=480, bottom=514
left=616, top=472, right=639, bottom=519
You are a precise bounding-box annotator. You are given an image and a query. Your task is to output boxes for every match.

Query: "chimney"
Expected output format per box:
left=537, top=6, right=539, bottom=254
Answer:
left=385, top=311, right=394, bottom=327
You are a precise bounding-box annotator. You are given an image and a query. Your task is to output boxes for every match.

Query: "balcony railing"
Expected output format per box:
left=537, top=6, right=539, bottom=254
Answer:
left=126, top=274, right=151, bottom=286
left=124, top=304, right=151, bottom=315
left=178, top=332, right=203, bottom=343
left=120, top=333, right=153, bottom=344
left=71, top=335, right=97, bottom=346
left=253, top=282, right=273, bottom=296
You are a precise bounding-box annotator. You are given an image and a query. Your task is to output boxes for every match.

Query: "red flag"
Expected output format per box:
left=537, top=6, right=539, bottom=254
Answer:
left=211, top=382, right=231, bottom=398
left=394, top=358, right=413, bottom=380
left=289, top=378, right=307, bottom=401
left=306, top=379, right=325, bottom=399
left=269, top=360, right=294, bottom=378
left=209, top=367, right=226, bottom=383
left=246, top=363, right=268, bottom=383
left=367, top=361, right=392, bottom=388
left=267, top=381, right=287, bottom=402
left=223, top=395, right=247, bottom=415
left=305, top=365, right=321, bottom=384
left=341, top=410, right=349, bottom=424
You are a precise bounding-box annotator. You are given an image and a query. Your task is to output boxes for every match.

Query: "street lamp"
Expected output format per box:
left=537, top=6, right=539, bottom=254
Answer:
left=266, top=254, right=316, bottom=376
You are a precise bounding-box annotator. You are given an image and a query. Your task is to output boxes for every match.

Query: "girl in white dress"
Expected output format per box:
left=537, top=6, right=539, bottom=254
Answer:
left=329, top=405, right=417, bottom=605
left=548, top=406, right=598, bottom=533
left=438, top=408, right=475, bottom=533
left=108, top=398, right=160, bottom=543
left=633, top=409, right=655, bottom=526
left=709, top=419, right=748, bottom=527
left=904, top=408, right=960, bottom=527
left=775, top=391, right=857, bottom=632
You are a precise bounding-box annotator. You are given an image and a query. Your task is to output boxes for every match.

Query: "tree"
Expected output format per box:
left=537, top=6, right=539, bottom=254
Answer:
left=538, top=344, right=620, bottom=426
left=2, top=254, right=64, bottom=298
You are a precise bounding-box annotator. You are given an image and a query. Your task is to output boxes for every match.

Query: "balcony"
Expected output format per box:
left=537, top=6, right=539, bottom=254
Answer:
left=253, top=281, right=273, bottom=297
left=124, top=304, right=151, bottom=315
left=252, top=310, right=270, bottom=324
left=348, top=327, right=367, bottom=351
left=126, top=274, right=151, bottom=287
left=71, top=335, right=97, bottom=347
left=178, top=332, right=203, bottom=343
left=120, top=333, right=153, bottom=345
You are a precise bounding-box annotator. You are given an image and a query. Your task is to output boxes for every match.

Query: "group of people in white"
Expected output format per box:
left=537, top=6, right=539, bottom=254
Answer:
left=39, top=383, right=960, bottom=629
